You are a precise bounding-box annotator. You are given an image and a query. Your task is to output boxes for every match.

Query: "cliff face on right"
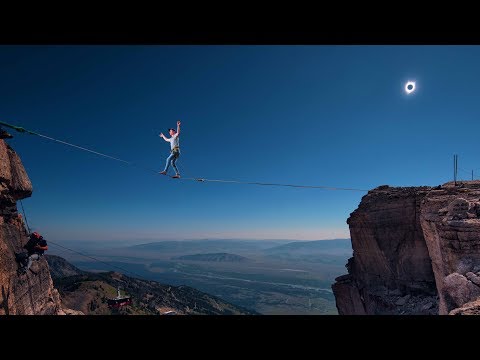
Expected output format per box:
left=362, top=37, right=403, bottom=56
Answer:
left=332, top=181, right=480, bottom=315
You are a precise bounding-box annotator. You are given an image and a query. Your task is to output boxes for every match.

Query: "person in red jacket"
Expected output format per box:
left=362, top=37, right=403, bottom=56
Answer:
left=17, top=232, right=48, bottom=275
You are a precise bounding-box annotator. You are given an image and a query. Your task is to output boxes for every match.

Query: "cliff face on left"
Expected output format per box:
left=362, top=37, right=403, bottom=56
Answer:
left=0, top=139, right=66, bottom=314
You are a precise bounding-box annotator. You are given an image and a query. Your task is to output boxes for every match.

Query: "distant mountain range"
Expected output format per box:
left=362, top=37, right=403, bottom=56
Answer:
left=45, top=254, right=86, bottom=278
left=125, top=238, right=351, bottom=256
left=172, top=253, right=249, bottom=262
left=264, top=239, right=352, bottom=255
left=261, top=239, right=352, bottom=264
left=46, top=255, right=257, bottom=315
left=47, top=238, right=352, bottom=315
left=129, top=239, right=292, bottom=254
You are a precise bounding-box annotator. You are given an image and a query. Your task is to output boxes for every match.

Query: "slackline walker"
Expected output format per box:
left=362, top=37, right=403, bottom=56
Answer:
left=0, top=120, right=368, bottom=192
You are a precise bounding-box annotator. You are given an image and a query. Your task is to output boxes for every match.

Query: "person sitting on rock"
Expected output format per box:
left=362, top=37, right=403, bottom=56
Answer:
left=17, top=232, right=48, bottom=275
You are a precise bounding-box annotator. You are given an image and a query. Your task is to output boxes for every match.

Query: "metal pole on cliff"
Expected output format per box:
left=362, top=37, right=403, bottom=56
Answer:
left=456, top=155, right=459, bottom=183
left=472, top=170, right=474, bottom=181
left=454, top=154, right=457, bottom=186
left=455, top=154, right=460, bottom=180
left=453, top=154, right=457, bottom=186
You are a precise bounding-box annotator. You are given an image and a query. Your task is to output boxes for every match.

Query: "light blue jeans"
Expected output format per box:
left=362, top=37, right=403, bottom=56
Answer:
left=25, top=253, right=40, bottom=271
left=163, top=152, right=180, bottom=175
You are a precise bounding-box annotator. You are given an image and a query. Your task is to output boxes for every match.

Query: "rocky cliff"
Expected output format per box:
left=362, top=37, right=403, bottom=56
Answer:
left=420, top=181, right=480, bottom=314
left=332, top=182, right=480, bottom=315
left=0, top=138, right=70, bottom=315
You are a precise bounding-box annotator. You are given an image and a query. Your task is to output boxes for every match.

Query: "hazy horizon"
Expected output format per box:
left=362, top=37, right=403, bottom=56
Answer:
left=40, top=228, right=351, bottom=243
left=47, top=236, right=352, bottom=314
left=48, top=237, right=351, bottom=248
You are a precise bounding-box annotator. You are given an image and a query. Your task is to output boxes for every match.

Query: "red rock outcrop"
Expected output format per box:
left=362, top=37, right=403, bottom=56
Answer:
left=449, top=298, right=480, bottom=315
left=0, top=139, right=73, bottom=314
left=333, top=182, right=480, bottom=315
left=332, top=185, right=438, bottom=314
left=420, top=181, right=480, bottom=314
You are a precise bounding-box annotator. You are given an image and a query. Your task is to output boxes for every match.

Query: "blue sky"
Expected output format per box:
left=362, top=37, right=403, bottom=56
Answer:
left=1, top=45, right=480, bottom=243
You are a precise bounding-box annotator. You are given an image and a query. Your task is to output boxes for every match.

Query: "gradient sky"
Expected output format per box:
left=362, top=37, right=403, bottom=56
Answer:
left=1, top=45, right=480, bottom=243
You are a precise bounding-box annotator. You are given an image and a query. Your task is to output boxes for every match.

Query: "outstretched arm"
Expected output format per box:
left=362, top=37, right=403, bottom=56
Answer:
left=176, top=120, right=181, bottom=136
left=159, top=133, right=169, bottom=142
